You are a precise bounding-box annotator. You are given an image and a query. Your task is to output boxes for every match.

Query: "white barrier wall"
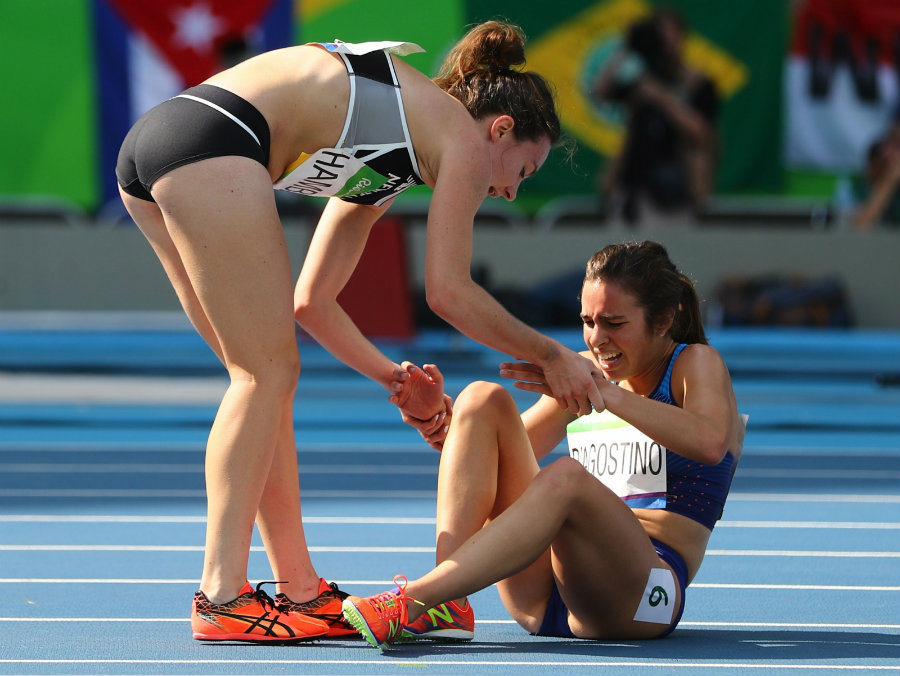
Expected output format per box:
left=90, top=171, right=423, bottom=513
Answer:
left=0, top=219, right=897, bottom=328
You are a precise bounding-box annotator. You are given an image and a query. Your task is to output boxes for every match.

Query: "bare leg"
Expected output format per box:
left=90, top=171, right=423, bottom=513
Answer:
left=122, top=157, right=318, bottom=603
left=120, top=189, right=318, bottom=599
left=406, top=456, right=678, bottom=638
left=434, top=382, right=541, bottom=560
left=406, top=381, right=680, bottom=638
left=255, top=394, right=320, bottom=601
left=119, top=186, right=223, bottom=362
left=431, top=382, right=554, bottom=626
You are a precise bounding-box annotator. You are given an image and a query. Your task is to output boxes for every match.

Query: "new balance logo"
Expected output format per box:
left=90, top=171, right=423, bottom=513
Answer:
left=426, top=605, right=454, bottom=626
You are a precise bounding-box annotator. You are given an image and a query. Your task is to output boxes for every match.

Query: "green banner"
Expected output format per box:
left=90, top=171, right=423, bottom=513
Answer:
left=298, top=0, right=464, bottom=78
left=0, top=0, right=97, bottom=210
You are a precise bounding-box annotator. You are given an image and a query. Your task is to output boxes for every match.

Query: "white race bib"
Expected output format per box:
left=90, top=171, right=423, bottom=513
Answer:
left=566, top=409, right=666, bottom=508
left=274, top=150, right=395, bottom=199
left=633, top=568, right=677, bottom=624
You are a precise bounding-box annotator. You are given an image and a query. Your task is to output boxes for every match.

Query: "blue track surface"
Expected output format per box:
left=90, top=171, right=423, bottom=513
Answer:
left=0, top=324, right=898, bottom=675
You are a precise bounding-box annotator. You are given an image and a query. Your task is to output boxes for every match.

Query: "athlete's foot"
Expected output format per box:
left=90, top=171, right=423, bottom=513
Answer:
left=191, top=581, right=329, bottom=643
left=275, top=578, right=357, bottom=637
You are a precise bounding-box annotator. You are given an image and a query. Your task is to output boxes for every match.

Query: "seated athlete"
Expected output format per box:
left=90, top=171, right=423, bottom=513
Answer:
left=342, top=240, right=745, bottom=649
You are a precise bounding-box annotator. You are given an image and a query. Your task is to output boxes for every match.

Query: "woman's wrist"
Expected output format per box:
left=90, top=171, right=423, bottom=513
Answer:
left=406, top=399, right=447, bottom=423
left=407, top=393, right=453, bottom=423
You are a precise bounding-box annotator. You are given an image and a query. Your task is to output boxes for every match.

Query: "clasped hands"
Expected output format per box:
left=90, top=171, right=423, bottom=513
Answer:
left=390, top=351, right=606, bottom=451
left=389, top=361, right=452, bottom=450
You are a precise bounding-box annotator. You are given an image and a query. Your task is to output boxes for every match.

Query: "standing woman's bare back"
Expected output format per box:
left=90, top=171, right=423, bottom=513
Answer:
left=203, top=45, right=355, bottom=184
left=204, top=44, right=491, bottom=198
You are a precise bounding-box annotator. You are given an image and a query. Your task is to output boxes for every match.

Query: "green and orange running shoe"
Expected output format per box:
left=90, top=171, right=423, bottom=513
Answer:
left=401, top=599, right=475, bottom=642
left=191, top=581, right=329, bottom=643
left=275, top=578, right=357, bottom=637
left=341, top=575, right=421, bottom=651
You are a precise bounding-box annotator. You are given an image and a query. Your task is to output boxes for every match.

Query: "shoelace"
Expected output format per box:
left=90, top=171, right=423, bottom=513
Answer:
left=369, top=575, right=407, bottom=618
left=323, top=581, right=348, bottom=600
left=252, top=581, right=284, bottom=613
left=368, top=575, right=424, bottom=619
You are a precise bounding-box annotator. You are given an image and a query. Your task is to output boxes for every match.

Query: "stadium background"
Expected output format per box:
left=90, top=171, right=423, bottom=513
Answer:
left=0, top=0, right=897, bottom=328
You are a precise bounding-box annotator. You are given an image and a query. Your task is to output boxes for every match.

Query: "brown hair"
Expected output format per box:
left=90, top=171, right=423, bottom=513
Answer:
left=433, top=21, right=561, bottom=144
left=584, top=241, right=707, bottom=345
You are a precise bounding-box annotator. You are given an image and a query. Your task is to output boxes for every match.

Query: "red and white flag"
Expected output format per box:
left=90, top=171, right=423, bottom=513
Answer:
left=784, top=0, right=899, bottom=171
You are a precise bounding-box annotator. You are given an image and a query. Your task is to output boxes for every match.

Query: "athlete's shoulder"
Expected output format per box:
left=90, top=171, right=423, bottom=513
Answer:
left=673, top=343, right=731, bottom=382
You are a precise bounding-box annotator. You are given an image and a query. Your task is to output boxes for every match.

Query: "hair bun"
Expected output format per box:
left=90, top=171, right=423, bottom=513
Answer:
left=433, top=20, right=561, bottom=144
left=468, top=20, right=527, bottom=70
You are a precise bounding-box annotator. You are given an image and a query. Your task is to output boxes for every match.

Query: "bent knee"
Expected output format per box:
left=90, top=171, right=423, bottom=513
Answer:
left=454, top=381, right=518, bottom=418
left=538, top=456, right=590, bottom=487
left=529, top=457, right=596, bottom=503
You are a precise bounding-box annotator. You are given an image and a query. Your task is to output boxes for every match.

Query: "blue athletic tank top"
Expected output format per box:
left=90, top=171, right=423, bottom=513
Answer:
left=650, top=344, right=736, bottom=529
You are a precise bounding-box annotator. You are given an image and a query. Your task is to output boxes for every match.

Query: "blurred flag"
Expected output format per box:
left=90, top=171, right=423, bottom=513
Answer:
left=785, top=0, right=900, bottom=171
left=94, top=0, right=294, bottom=209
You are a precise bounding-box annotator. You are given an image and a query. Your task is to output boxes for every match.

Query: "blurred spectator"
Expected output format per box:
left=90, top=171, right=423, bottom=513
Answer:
left=591, top=8, right=718, bottom=225
left=852, top=119, right=900, bottom=230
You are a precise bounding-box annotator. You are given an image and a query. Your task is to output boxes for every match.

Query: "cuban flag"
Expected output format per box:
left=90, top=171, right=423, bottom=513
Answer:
left=93, top=0, right=294, bottom=210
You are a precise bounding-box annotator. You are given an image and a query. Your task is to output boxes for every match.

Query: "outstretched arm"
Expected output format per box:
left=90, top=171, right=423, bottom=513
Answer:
left=294, top=197, right=411, bottom=393
left=422, top=153, right=604, bottom=417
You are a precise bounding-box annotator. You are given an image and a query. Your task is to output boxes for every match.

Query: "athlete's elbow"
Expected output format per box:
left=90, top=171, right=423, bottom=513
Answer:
left=424, top=285, right=461, bottom=323
left=294, top=295, right=321, bottom=329
left=695, top=434, right=730, bottom=466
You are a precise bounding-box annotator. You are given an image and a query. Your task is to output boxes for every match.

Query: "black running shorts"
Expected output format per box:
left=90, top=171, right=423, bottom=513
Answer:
left=116, top=84, right=271, bottom=202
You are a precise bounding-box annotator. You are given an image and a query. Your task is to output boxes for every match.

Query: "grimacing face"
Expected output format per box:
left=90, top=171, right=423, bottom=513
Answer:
left=580, top=279, right=671, bottom=387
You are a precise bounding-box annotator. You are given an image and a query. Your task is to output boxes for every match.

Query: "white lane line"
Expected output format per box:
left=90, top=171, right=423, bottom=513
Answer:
left=1, top=579, right=896, bottom=591
left=0, top=439, right=426, bottom=457
left=1, top=544, right=897, bottom=557
left=3, top=440, right=894, bottom=452
left=0, top=443, right=422, bottom=452
left=718, top=521, right=900, bottom=530
left=736, top=469, right=900, bottom=480
left=690, top=583, right=900, bottom=591
left=706, top=550, right=900, bottom=558
left=729, top=493, right=900, bottom=504
left=0, top=489, right=438, bottom=498
left=1, top=515, right=897, bottom=529
left=0, top=463, right=439, bottom=474
left=0, top=579, right=200, bottom=584
left=0, top=514, right=437, bottom=524
left=0, top=618, right=897, bottom=631
left=4, top=464, right=897, bottom=480
left=3, top=489, right=898, bottom=501
left=0, top=544, right=435, bottom=552
left=0, top=658, right=897, bottom=670
left=678, top=621, right=900, bottom=630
